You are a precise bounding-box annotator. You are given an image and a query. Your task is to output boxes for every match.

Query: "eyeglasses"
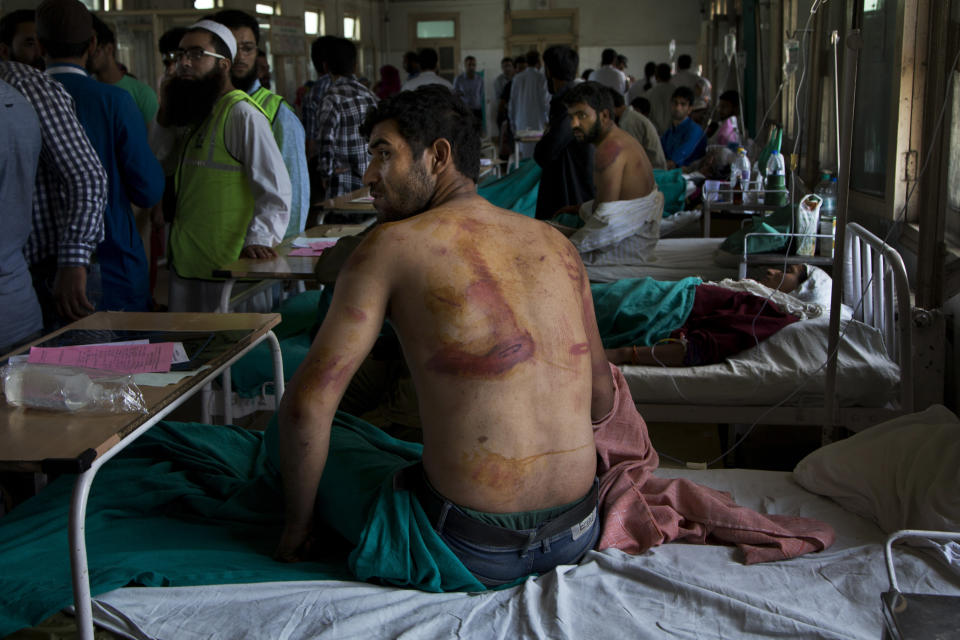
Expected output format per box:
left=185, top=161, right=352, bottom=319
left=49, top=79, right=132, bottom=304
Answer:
left=170, top=47, right=227, bottom=64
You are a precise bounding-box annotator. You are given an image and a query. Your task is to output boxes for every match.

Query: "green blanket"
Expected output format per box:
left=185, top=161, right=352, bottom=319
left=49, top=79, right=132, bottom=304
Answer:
left=476, top=159, right=541, bottom=217
left=0, top=415, right=483, bottom=637
left=591, top=277, right=702, bottom=348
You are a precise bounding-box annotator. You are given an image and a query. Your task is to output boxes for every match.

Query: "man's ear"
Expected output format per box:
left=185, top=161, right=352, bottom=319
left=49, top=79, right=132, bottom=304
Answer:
left=428, top=137, right=453, bottom=174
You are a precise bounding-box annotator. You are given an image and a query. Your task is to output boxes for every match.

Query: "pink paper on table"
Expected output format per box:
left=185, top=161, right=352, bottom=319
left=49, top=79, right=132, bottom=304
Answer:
left=289, top=240, right=337, bottom=257
left=28, top=342, right=176, bottom=374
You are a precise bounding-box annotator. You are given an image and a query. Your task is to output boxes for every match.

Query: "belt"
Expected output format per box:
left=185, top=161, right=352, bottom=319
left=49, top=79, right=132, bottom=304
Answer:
left=394, top=462, right=598, bottom=549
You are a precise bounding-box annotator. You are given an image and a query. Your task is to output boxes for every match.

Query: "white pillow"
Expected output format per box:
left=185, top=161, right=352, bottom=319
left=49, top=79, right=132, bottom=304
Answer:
left=793, top=404, right=960, bottom=534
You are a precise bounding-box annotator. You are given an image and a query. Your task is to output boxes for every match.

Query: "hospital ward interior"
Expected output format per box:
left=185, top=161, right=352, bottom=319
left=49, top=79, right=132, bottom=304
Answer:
left=1, top=0, right=960, bottom=637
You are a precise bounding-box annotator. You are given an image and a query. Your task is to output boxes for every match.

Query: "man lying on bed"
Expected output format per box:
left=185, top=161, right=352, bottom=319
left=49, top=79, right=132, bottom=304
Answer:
left=603, top=264, right=814, bottom=367
left=549, top=82, right=665, bottom=265
left=274, top=85, right=615, bottom=587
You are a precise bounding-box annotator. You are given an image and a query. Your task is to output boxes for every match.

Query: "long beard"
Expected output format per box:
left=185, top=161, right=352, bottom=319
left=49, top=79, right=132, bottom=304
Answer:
left=163, top=68, right=226, bottom=127
left=581, top=118, right=603, bottom=145
left=232, top=64, right=258, bottom=93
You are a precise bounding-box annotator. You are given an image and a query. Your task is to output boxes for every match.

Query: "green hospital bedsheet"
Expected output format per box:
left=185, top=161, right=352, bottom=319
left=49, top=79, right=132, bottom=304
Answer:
left=591, top=276, right=702, bottom=348
left=0, top=414, right=483, bottom=638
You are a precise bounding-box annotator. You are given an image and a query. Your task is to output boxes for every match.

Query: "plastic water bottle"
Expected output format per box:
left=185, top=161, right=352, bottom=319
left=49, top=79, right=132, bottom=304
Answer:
left=814, top=173, right=838, bottom=257
left=3, top=364, right=109, bottom=411
left=765, top=150, right=787, bottom=206
left=730, top=147, right=751, bottom=204
left=814, top=172, right=838, bottom=217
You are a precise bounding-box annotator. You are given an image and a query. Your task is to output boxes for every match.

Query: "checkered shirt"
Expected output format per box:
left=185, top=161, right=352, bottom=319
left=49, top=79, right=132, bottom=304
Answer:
left=0, top=61, right=106, bottom=268
left=316, top=76, right=378, bottom=197
left=300, top=74, right=333, bottom=145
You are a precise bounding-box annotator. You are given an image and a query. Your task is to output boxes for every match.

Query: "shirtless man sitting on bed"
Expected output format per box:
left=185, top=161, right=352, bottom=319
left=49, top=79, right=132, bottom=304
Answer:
left=275, top=85, right=614, bottom=586
left=550, top=81, right=655, bottom=231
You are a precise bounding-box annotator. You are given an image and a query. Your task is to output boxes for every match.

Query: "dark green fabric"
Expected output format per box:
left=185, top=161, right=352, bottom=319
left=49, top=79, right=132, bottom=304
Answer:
left=718, top=206, right=793, bottom=255
left=231, top=289, right=330, bottom=398
left=0, top=413, right=489, bottom=638
left=553, top=212, right=584, bottom=229
left=591, top=277, right=702, bottom=348
left=477, top=159, right=541, bottom=217
left=653, top=168, right=686, bottom=215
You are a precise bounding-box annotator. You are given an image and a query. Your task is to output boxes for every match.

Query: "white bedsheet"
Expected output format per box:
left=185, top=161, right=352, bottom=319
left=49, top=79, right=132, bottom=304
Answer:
left=621, top=316, right=900, bottom=407
left=91, top=469, right=959, bottom=640
left=587, top=237, right=735, bottom=282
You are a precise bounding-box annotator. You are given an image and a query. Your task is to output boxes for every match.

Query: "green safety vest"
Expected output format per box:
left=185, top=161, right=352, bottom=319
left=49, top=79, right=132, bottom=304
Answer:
left=171, top=90, right=267, bottom=279
left=249, top=86, right=292, bottom=124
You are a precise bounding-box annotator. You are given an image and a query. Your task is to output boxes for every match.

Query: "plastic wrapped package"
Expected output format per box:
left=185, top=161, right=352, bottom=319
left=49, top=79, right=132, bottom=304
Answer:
left=1, top=362, right=148, bottom=414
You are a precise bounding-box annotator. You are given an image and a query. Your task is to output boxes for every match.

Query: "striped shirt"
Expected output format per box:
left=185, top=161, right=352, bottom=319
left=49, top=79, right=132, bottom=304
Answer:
left=0, top=61, right=106, bottom=268
left=316, top=76, right=377, bottom=197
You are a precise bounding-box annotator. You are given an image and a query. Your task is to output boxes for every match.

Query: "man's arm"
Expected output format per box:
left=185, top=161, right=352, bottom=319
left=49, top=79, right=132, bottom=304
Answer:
left=12, top=68, right=107, bottom=319
left=566, top=241, right=614, bottom=420
left=275, top=231, right=392, bottom=560
left=225, top=101, right=292, bottom=259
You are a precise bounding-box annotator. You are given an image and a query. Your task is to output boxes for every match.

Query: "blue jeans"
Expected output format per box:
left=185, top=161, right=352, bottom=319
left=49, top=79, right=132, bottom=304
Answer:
left=429, top=482, right=601, bottom=587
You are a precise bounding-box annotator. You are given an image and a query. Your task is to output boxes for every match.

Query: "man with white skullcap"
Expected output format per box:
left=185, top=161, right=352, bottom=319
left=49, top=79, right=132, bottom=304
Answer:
left=158, top=19, right=292, bottom=311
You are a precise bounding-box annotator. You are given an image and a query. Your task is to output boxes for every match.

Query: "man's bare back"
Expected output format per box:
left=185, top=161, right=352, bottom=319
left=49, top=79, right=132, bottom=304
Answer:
left=276, top=87, right=614, bottom=570
left=357, top=197, right=602, bottom=512
left=593, top=126, right=655, bottom=204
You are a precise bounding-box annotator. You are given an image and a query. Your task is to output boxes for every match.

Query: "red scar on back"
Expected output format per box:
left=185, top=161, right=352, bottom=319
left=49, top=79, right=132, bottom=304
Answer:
left=570, top=342, right=589, bottom=355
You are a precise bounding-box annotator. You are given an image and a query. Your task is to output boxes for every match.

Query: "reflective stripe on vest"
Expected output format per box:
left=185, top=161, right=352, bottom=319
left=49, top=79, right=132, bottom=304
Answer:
left=250, top=86, right=291, bottom=124
left=171, top=90, right=268, bottom=279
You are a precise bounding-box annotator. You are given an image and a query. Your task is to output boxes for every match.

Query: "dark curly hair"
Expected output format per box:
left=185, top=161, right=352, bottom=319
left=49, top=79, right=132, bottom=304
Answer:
left=561, top=81, right=614, bottom=120
left=360, top=85, right=480, bottom=183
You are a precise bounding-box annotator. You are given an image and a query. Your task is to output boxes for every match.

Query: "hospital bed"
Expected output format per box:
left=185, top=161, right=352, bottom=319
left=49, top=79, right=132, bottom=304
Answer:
left=618, top=223, right=913, bottom=433
left=84, top=452, right=959, bottom=640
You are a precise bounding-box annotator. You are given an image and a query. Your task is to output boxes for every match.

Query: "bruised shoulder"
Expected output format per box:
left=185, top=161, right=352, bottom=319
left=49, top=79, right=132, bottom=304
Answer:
left=595, top=133, right=627, bottom=172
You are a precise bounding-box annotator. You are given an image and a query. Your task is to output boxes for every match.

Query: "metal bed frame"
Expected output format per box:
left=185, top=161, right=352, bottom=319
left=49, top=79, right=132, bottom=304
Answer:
left=634, top=222, right=914, bottom=432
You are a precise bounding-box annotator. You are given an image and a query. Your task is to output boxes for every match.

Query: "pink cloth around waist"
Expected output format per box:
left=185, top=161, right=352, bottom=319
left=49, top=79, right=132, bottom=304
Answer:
left=592, top=362, right=835, bottom=563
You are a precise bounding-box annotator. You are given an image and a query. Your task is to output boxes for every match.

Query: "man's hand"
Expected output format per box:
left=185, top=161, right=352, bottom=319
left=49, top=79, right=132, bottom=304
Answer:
left=274, top=520, right=313, bottom=563
left=54, top=266, right=95, bottom=321
left=241, top=244, right=278, bottom=259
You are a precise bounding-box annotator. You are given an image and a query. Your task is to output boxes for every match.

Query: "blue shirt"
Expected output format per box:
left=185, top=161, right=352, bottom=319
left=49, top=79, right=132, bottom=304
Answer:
left=48, top=63, right=164, bottom=312
left=248, top=79, right=309, bottom=237
left=660, top=116, right=706, bottom=167
left=0, top=78, right=43, bottom=349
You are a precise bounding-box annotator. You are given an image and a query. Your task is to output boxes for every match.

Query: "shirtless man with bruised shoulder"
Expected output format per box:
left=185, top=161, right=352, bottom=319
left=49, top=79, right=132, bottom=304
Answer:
left=548, top=81, right=654, bottom=236
left=275, top=86, right=614, bottom=586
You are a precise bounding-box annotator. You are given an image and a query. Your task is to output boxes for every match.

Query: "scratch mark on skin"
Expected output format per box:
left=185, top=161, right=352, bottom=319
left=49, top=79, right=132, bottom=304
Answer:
left=569, top=342, right=589, bottom=355
left=477, top=436, right=488, bottom=443
left=461, top=444, right=594, bottom=491
left=300, top=354, right=354, bottom=394
left=345, top=306, right=367, bottom=321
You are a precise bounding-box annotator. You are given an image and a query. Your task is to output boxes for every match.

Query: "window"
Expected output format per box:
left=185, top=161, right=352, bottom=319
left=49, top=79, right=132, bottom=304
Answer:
left=305, top=10, right=324, bottom=36
left=416, top=20, right=455, bottom=39
left=344, top=15, right=360, bottom=40
left=256, top=3, right=275, bottom=16
left=947, top=69, right=960, bottom=247
left=194, top=0, right=214, bottom=9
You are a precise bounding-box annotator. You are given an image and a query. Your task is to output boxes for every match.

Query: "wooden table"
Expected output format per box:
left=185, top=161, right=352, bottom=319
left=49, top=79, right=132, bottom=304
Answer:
left=212, top=221, right=374, bottom=313
left=315, top=186, right=377, bottom=223
left=0, top=312, right=283, bottom=640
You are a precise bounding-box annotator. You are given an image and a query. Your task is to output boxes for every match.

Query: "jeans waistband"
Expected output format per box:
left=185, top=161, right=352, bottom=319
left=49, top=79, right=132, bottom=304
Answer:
left=394, top=462, right=598, bottom=549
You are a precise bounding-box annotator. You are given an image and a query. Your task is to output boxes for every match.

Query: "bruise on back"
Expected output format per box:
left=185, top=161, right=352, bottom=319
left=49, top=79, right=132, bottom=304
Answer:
left=460, top=443, right=593, bottom=494
left=424, top=223, right=536, bottom=379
